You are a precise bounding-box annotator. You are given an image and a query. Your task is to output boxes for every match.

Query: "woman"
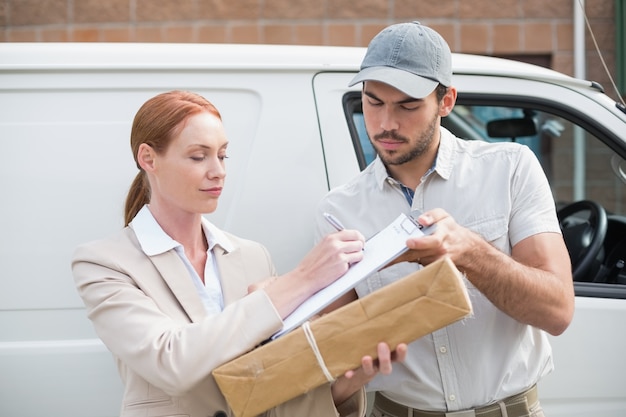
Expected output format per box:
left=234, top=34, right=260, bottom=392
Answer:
left=72, top=90, right=404, bottom=417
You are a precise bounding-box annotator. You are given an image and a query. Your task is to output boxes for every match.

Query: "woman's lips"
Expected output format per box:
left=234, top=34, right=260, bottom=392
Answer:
left=202, top=187, right=222, bottom=197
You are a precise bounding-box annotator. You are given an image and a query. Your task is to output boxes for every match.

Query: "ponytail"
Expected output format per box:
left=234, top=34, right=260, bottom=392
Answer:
left=124, top=172, right=150, bottom=226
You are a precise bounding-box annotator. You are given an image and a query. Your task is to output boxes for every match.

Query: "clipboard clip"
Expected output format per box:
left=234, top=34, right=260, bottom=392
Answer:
left=410, top=209, right=437, bottom=236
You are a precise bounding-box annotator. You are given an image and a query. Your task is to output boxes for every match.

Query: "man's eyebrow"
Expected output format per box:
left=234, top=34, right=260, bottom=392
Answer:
left=363, top=90, right=381, bottom=101
left=363, top=89, right=422, bottom=105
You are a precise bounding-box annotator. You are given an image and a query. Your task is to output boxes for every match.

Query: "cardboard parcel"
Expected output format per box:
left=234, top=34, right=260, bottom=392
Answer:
left=213, top=257, right=472, bottom=417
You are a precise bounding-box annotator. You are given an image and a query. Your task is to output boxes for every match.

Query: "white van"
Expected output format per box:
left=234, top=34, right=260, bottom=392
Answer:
left=1, top=42, right=625, bottom=417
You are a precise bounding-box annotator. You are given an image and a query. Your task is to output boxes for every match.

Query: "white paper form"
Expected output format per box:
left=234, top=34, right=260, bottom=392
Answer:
left=272, top=213, right=433, bottom=339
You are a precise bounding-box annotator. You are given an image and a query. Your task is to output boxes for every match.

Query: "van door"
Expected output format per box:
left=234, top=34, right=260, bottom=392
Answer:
left=312, top=72, right=363, bottom=189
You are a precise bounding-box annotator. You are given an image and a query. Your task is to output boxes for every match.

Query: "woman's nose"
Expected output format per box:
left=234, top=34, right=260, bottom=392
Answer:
left=207, top=158, right=226, bottom=179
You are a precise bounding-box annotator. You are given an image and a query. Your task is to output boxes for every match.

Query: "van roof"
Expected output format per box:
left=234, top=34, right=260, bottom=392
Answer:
left=0, top=42, right=588, bottom=88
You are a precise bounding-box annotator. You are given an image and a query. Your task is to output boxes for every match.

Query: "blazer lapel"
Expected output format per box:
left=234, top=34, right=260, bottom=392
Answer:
left=213, top=245, right=248, bottom=306
left=150, top=250, right=208, bottom=323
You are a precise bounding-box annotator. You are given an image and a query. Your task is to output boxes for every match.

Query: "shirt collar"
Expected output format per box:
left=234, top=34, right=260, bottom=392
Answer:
left=372, top=126, right=455, bottom=188
left=434, top=126, right=455, bottom=180
left=130, top=205, right=235, bottom=256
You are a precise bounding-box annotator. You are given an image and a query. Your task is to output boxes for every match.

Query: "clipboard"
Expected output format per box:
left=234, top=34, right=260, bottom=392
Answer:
left=272, top=212, right=435, bottom=339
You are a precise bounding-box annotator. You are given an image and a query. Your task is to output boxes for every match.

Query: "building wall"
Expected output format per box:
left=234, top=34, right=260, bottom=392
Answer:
left=0, top=0, right=619, bottom=97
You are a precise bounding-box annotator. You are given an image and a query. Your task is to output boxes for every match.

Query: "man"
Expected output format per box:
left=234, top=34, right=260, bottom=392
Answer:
left=315, top=21, right=574, bottom=417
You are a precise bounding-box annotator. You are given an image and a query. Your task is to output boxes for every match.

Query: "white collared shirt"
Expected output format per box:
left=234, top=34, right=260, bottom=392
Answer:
left=131, top=205, right=235, bottom=315
left=315, top=127, right=561, bottom=411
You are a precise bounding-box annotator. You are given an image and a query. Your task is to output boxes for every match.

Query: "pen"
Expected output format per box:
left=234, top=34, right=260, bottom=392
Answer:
left=323, top=212, right=345, bottom=232
left=323, top=212, right=365, bottom=252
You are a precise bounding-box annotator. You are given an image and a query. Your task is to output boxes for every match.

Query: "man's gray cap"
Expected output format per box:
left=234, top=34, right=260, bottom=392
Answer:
left=349, top=21, right=452, bottom=98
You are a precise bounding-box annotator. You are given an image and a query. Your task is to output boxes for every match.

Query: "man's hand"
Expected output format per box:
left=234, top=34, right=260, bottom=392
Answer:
left=386, top=208, right=480, bottom=267
left=393, top=208, right=574, bottom=336
left=331, top=342, right=407, bottom=406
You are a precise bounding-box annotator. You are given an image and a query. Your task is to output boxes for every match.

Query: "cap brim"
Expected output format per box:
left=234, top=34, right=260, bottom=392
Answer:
left=348, top=66, right=438, bottom=99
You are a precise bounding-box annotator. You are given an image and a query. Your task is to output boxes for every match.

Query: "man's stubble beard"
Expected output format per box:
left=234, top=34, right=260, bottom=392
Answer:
left=371, top=114, right=439, bottom=166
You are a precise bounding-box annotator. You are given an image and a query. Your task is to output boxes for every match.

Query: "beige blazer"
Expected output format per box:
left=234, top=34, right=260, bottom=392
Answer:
left=72, top=226, right=365, bottom=417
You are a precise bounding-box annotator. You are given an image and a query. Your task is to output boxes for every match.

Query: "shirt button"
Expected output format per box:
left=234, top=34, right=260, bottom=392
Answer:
left=449, top=394, right=456, bottom=402
left=439, top=346, right=447, bottom=353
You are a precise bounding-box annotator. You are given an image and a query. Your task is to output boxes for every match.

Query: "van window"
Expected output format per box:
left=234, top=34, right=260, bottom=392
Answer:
left=343, top=91, right=626, bottom=217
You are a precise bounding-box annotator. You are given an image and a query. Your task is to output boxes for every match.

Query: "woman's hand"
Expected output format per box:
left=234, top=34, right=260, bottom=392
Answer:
left=331, top=342, right=407, bottom=406
left=298, top=230, right=365, bottom=289
left=260, top=230, right=365, bottom=318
